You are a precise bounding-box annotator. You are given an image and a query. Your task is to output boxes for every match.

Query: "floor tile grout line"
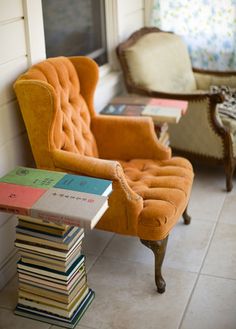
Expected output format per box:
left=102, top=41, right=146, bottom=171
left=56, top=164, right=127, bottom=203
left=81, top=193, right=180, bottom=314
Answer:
left=177, top=192, right=227, bottom=329
left=200, top=272, right=236, bottom=282
left=176, top=222, right=217, bottom=329
left=86, top=233, right=116, bottom=274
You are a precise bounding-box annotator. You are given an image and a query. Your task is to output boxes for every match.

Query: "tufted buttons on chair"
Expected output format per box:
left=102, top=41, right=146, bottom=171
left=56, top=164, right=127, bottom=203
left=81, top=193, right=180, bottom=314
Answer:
left=119, top=157, right=192, bottom=240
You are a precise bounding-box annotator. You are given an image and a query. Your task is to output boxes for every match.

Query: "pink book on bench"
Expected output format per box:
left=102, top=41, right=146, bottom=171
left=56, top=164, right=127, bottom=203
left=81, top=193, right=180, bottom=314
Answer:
left=0, top=182, right=46, bottom=215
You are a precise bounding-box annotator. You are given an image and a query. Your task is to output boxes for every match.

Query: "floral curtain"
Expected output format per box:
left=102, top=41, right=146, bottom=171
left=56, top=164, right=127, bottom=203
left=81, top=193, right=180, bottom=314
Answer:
left=151, top=0, right=236, bottom=70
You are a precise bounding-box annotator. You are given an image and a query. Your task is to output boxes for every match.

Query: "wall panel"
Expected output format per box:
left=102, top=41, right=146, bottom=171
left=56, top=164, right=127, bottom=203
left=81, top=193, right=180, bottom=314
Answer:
left=0, top=0, right=23, bottom=22
left=118, top=0, right=143, bottom=15
left=119, top=10, right=144, bottom=41
left=0, top=133, right=34, bottom=177
left=0, top=216, right=17, bottom=266
left=0, top=101, right=26, bottom=146
left=0, top=19, right=26, bottom=65
left=0, top=56, right=28, bottom=106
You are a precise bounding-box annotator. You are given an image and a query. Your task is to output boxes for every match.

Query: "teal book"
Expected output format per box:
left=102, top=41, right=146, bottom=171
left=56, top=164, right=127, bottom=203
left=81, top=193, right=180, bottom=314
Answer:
left=100, top=104, right=126, bottom=115
left=54, top=174, right=112, bottom=196
left=0, top=166, right=65, bottom=188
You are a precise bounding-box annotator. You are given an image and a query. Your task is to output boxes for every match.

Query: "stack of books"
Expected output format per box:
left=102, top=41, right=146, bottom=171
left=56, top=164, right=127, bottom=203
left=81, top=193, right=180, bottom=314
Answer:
left=154, top=122, right=169, bottom=146
left=14, top=216, right=94, bottom=328
left=100, top=95, right=188, bottom=124
left=0, top=166, right=113, bottom=328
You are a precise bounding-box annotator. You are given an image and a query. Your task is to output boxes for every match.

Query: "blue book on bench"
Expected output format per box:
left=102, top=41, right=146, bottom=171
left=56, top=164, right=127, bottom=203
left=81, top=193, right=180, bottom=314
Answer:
left=54, top=174, right=112, bottom=196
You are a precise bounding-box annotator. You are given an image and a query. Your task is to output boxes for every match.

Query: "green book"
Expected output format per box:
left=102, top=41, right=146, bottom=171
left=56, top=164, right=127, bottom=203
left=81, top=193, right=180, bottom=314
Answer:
left=0, top=166, right=65, bottom=188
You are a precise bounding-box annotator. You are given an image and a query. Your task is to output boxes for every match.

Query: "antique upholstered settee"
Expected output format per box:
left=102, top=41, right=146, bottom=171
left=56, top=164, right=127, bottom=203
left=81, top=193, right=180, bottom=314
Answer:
left=14, top=56, right=193, bottom=293
left=117, top=27, right=236, bottom=191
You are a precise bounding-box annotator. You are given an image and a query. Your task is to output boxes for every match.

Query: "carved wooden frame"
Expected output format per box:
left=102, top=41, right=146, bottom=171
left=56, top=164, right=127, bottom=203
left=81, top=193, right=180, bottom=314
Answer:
left=116, top=27, right=236, bottom=191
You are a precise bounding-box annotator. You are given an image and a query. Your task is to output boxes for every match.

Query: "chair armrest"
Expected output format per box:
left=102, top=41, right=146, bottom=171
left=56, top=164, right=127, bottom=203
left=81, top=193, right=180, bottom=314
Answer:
left=193, top=68, right=236, bottom=90
left=91, top=115, right=171, bottom=161
left=51, top=149, right=141, bottom=202
left=52, top=149, right=120, bottom=180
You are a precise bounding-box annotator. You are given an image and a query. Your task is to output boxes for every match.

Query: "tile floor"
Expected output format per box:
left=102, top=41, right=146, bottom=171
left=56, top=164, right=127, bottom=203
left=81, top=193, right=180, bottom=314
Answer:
left=0, top=164, right=236, bottom=329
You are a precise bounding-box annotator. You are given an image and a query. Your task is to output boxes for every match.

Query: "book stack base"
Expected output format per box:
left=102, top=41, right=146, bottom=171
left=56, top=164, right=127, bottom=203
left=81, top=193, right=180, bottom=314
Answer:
left=14, top=215, right=94, bottom=328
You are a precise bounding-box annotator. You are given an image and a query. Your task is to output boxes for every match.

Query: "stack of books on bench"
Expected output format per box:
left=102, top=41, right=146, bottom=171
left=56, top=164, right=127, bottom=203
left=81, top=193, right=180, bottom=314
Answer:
left=0, top=166, right=113, bottom=328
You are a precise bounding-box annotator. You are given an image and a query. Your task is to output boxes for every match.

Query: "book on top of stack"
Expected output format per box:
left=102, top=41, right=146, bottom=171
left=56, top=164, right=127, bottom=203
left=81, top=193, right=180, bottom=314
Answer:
left=0, top=166, right=113, bottom=328
left=0, top=166, right=112, bottom=229
left=101, top=94, right=188, bottom=124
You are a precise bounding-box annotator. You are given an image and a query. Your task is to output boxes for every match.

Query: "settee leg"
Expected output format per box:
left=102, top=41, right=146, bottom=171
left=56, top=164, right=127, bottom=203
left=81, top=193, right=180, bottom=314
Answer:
left=183, top=206, right=191, bottom=225
left=225, top=165, right=234, bottom=192
left=140, top=236, right=169, bottom=293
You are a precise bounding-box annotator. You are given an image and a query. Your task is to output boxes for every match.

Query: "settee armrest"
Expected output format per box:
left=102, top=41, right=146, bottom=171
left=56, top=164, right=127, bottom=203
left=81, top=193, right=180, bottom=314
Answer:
left=51, top=149, right=141, bottom=202
left=193, top=68, right=236, bottom=90
left=91, top=115, right=171, bottom=161
left=126, top=84, right=225, bottom=103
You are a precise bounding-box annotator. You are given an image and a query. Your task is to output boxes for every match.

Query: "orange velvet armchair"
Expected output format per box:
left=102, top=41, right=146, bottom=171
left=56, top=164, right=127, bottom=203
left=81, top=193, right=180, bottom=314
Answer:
left=14, top=56, right=194, bottom=293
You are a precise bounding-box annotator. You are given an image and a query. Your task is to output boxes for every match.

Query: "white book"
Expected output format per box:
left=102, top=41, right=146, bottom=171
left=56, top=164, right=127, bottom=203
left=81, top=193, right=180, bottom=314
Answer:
left=30, top=188, right=108, bottom=229
left=141, top=105, right=182, bottom=123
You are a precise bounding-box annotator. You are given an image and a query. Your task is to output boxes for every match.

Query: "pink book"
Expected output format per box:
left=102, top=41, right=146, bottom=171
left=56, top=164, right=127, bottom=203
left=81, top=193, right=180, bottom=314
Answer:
left=148, top=98, right=188, bottom=114
left=0, top=182, right=46, bottom=215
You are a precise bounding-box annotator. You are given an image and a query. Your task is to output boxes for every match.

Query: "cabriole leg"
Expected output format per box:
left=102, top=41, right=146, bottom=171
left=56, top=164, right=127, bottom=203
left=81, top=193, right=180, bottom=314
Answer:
left=225, top=164, right=234, bottom=192
left=183, top=206, right=191, bottom=225
left=140, top=235, right=169, bottom=293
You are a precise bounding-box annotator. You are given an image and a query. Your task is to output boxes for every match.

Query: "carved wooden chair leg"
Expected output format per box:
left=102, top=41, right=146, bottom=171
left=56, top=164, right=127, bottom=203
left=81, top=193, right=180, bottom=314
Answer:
left=182, top=205, right=191, bottom=225
left=225, top=163, right=234, bottom=192
left=140, top=235, right=169, bottom=293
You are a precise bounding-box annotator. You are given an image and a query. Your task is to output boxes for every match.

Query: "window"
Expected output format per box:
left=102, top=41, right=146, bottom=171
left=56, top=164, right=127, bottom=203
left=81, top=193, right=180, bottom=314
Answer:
left=41, top=0, right=107, bottom=66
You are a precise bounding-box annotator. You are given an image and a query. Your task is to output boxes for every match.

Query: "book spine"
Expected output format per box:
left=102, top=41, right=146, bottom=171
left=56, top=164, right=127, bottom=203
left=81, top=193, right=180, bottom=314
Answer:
left=15, top=233, right=69, bottom=251
left=29, top=209, right=91, bottom=229
left=0, top=205, right=29, bottom=216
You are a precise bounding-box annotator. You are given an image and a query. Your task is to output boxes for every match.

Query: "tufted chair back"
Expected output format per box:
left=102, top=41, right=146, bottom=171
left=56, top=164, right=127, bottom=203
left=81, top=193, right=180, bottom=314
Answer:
left=14, top=56, right=99, bottom=169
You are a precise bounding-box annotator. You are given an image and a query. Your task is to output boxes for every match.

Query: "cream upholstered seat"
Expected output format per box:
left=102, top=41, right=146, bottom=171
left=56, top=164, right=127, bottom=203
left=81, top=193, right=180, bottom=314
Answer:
left=117, top=27, right=236, bottom=192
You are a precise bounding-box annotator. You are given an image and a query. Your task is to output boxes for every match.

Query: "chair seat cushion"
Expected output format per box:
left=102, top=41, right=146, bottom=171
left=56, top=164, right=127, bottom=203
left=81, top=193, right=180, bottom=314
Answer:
left=118, top=157, right=194, bottom=240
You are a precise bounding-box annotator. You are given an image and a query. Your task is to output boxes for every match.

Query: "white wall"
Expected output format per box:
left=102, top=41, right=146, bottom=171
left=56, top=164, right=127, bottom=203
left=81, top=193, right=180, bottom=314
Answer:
left=117, top=0, right=144, bottom=41
left=0, top=0, right=145, bottom=289
left=0, top=0, right=35, bottom=289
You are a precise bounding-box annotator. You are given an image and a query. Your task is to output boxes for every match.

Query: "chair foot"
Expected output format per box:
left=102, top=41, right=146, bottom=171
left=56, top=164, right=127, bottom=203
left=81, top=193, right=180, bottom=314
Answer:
left=226, top=171, right=233, bottom=192
left=140, top=236, right=169, bottom=293
left=225, top=163, right=234, bottom=192
left=183, top=206, right=191, bottom=225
